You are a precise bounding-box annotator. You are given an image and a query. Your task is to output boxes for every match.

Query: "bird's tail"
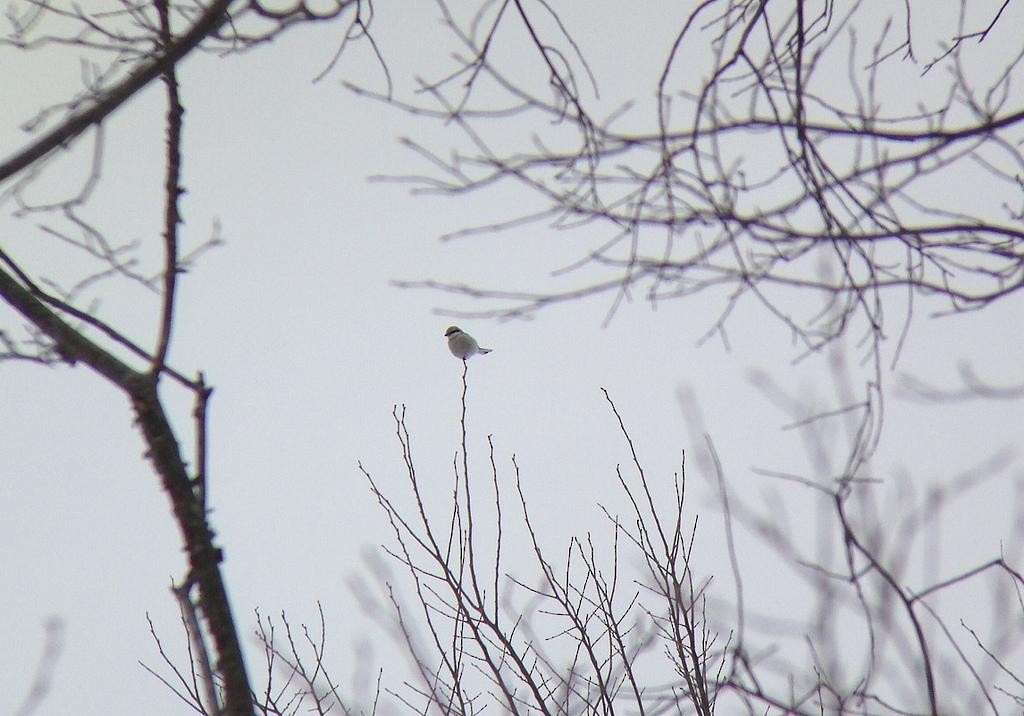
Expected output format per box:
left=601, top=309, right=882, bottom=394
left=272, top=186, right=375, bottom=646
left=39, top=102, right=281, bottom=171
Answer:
left=479, top=348, right=493, bottom=354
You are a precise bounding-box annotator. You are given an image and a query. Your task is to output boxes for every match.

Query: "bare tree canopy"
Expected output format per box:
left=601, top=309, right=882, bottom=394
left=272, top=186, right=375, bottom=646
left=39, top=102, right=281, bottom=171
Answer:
left=382, top=1, right=1024, bottom=356
left=2, top=2, right=1022, bottom=715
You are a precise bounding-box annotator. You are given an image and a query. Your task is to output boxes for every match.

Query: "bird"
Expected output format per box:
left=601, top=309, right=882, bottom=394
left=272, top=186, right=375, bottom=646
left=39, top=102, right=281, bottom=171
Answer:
left=445, top=326, right=492, bottom=360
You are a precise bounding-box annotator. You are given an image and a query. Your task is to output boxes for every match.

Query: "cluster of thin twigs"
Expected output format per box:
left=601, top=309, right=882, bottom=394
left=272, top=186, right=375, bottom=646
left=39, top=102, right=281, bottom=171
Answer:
left=357, top=368, right=724, bottom=714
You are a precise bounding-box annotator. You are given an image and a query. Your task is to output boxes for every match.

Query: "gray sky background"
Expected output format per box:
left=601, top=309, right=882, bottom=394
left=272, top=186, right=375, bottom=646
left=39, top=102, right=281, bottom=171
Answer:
left=2, top=2, right=1022, bottom=714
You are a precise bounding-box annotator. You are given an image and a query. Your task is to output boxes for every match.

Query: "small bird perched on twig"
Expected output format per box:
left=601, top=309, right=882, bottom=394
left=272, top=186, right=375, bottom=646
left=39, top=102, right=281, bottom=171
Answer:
left=445, top=326, right=492, bottom=360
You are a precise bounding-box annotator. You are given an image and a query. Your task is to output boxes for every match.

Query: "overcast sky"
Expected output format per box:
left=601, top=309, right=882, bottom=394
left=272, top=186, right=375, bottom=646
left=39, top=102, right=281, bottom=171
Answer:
left=2, top=3, right=1022, bottom=714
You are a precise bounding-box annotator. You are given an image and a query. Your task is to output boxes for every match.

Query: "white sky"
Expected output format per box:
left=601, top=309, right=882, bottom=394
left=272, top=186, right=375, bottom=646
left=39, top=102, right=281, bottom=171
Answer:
left=1, top=2, right=1022, bottom=714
